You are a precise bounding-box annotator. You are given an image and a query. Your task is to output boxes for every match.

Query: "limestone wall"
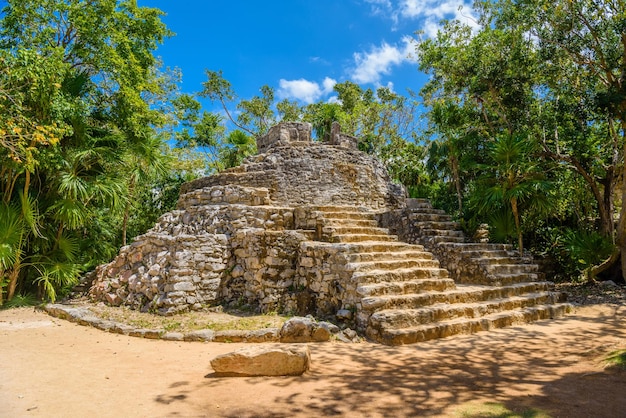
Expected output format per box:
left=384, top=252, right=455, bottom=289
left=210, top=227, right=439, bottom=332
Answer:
left=226, top=228, right=306, bottom=313
left=295, top=242, right=359, bottom=318
left=89, top=232, right=230, bottom=314
left=89, top=185, right=302, bottom=315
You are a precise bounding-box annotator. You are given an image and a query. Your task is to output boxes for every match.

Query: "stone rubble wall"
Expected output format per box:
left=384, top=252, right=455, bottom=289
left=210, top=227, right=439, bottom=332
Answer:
left=295, top=242, right=358, bottom=319
left=226, top=228, right=307, bottom=314
left=89, top=185, right=303, bottom=315
left=89, top=232, right=230, bottom=314
left=181, top=144, right=406, bottom=211
left=181, top=122, right=406, bottom=211
left=177, top=185, right=271, bottom=208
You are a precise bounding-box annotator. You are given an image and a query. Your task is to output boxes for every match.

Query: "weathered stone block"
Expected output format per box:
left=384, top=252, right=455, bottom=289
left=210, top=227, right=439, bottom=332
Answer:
left=173, top=281, right=195, bottom=292
left=210, top=345, right=310, bottom=376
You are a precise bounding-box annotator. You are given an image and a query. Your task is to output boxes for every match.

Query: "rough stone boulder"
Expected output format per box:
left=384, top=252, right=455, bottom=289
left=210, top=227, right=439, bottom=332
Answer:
left=279, top=316, right=338, bottom=343
left=210, top=344, right=311, bottom=376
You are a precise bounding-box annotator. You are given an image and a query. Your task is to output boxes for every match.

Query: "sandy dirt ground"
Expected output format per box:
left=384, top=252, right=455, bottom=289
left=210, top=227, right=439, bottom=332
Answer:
left=1, top=304, right=625, bottom=418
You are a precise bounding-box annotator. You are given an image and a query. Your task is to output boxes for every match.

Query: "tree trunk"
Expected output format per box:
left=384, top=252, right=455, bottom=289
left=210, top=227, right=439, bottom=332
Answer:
left=619, top=121, right=626, bottom=282
left=121, top=177, right=136, bottom=247
left=511, top=197, right=523, bottom=256
left=451, top=155, right=463, bottom=214
left=7, top=267, right=20, bottom=301
left=122, top=203, right=130, bottom=247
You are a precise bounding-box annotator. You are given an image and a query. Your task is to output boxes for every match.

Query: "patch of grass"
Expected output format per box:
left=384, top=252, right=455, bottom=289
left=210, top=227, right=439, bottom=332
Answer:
left=0, top=294, right=40, bottom=309
left=604, top=349, right=626, bottom=370
left=87, top=304, right=287, bottom=333
left=455, top=401, right=551, bottom=418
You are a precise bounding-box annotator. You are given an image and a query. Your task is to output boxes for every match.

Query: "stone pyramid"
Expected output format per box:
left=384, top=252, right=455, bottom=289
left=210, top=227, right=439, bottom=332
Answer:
left=89, top=122, right=570, bottom=344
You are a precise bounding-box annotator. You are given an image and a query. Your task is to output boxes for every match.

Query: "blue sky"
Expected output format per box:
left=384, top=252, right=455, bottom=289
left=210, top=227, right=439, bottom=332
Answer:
left=138, top=0, right=478, bottom=107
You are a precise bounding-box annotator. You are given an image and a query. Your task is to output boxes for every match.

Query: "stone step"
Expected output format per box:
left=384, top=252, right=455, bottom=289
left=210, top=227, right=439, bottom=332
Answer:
left=347, top=258, right=441, bottom=272
left=461, top=249, right=512, bottom=258
left=409, top=213, right=452, bottom=222
left=331, top=234, right=399, bottom=243
left=357, top=280, right=552, bottom=299
left=338, top=242, right=425, bottom=253
left=409, top=207, right=447, bottom=215
left=410, top=221, right=461, bottom=230
left=363, top=289, right=561, bottom=318
left=326, top=226, right=391, bottom=236
left=321, top=211, right=377, bottom=221
left=313, top=205, right=366, bottom=213
left=326, top=218, right=379, bottom=227
left=346, top=250, right=433, bottom=263
left=468, top=255, right=530, bottom=264
left=484, top=273, right=540, bottom=286
left=481, top=263, right=539, bottom=274
left=367, top=303, right=573, bottom=345
left=356, top=279, right=464, bottom=298
left=352, top=267, right=450, bottom=284
left=407, top=199, right=434, bottom=209
left=426, top=235, right=466, bottom=244
left=420, top=229, right=465, bottom=238
left=442, top=242, right=514, bottom=252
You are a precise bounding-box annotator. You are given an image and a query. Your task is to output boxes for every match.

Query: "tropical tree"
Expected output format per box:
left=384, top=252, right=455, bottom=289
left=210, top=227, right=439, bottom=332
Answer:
left=471, top=134, right=552, bottom=254
left=302, top=81, right=426, bottom=190
left=417, top=0, right=626, bottom=280
left=0, top=0, right=172, bottom=303
left=201, top=70, right=291, bottom=137
left=501, top=0, right=626, bottom=278
left=217, top=130, right=257, bottom=170
left=425, top=99, right=484, bottom=214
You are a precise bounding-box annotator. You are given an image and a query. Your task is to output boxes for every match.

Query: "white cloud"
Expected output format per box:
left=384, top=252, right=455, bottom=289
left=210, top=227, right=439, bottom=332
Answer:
left=277, top=77, right=337, bottom=104
left=350, top=37, right=414, bottom=85
left=322, top=77, right=336, bottom=94
left=361, top=0, right=479, bottom=37
left=400, top=0, right=479, bottom=37
left=364, top=0, right=393, bottom=15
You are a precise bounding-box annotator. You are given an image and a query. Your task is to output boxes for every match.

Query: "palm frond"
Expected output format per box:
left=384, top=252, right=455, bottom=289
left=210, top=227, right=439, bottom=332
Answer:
left=48, top=198, right=89, bottom=230
left=19, top=191, right=42, bottom=238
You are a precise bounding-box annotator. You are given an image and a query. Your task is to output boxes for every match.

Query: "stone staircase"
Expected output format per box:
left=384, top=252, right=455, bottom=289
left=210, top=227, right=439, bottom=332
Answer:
left=312, top=205, right=571, bottom=345
left=404, top=199, right=541, bottom=286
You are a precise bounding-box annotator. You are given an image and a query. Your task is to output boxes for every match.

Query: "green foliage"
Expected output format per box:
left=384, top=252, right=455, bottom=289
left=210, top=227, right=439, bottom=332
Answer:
left=454, top=401, right=551, bottom=418
left=0, top=293, right=39, bottom=309
left=201, top=70, right=284, bottom=138
left=562, top=229, right=615, bottom=279
left=416, top=0, right=626, bottom=275
left=486, top=208, right=516, bottom=244
left=123, top=170, right=194, bottom=245
left=604, top=349, right=626, bottom=370
left=0, top=0, right=176, bottom=303
left=303, top=82, right=426, bottom=189
left=217, top=130, right=257, bottom=170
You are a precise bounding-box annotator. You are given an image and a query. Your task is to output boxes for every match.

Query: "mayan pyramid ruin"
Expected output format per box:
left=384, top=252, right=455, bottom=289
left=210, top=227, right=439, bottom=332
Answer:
left=89, top=122, right=571, bottom=344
